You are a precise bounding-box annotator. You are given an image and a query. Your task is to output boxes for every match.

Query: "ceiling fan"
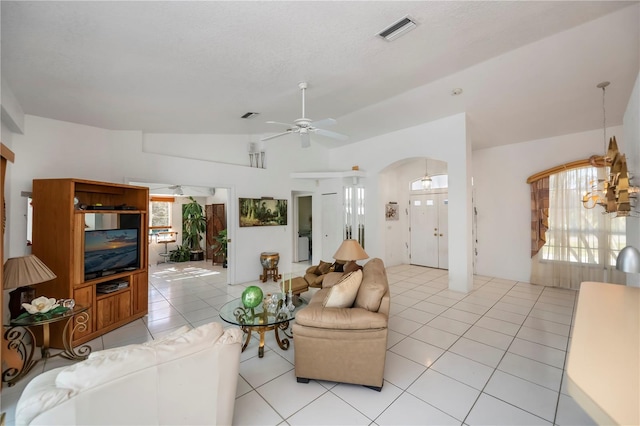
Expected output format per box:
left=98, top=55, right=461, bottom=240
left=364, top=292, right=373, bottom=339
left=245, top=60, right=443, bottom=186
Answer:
left=150, top=185, right=215, bottom=196
left=261, top=82, right=348, bottom=148
left=151, top=184, right=184, bottom=195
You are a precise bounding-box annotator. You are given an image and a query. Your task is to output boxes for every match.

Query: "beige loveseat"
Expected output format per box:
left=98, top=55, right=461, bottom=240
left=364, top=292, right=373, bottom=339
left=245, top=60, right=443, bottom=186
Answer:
left=293, top=258, right=390, bottom=391
left=15, top=322, right=242, bottom=426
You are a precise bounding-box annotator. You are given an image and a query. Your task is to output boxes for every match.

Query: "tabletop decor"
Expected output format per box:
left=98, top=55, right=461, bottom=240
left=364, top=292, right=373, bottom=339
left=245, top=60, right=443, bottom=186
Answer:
left=17, top=296, right=69, bottom=321
left=241, top=285, right=263, bottom=309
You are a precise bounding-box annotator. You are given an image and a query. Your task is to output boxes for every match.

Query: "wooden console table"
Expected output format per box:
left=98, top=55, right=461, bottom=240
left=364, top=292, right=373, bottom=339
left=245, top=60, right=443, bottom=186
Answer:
left=2, top=305, right=92, bottom=387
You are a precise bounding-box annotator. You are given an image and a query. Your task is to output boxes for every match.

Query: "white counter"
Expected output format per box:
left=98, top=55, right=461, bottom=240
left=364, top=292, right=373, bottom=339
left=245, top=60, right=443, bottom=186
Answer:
left=566, top=282, right=640, bottom=425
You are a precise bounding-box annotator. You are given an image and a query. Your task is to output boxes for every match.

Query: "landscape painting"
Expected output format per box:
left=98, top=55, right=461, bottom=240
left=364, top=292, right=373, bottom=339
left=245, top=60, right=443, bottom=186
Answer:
left=239, top=198, right=287, bottom=227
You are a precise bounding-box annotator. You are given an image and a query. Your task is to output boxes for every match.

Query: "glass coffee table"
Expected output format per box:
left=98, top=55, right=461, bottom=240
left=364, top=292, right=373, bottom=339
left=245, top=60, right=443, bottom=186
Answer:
left=219, top=294, right=307, bottom=358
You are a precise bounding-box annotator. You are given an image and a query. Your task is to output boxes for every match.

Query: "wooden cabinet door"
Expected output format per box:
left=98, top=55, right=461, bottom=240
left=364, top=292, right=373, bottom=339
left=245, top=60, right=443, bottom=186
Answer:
left=114, top=291, right=131, bottom=323
left=96, top=297, right=115, bottom=329
left=131, top=272, right=148, bottom=315
left=97, top=291, right=132, bottom=329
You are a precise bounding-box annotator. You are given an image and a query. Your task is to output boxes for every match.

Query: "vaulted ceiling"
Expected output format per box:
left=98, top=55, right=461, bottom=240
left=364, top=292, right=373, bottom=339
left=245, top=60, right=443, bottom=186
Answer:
left=2, top=1, right=639, bottom=150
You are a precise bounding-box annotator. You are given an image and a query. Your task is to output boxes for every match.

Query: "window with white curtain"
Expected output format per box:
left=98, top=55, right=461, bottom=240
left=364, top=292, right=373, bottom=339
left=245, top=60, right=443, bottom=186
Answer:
left=540, top=166, right=625, bottom=267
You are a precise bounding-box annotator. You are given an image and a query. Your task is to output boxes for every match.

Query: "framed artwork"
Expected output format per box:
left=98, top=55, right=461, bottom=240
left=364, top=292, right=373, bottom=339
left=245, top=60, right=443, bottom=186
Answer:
left=239, top=198, right=287, bottom=227
left=385, top=203, right=399, bottom=221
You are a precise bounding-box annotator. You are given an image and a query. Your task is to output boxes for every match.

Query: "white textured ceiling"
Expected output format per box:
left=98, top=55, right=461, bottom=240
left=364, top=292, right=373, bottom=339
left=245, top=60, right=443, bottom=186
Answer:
left=1, top=1, right=639, bottom=150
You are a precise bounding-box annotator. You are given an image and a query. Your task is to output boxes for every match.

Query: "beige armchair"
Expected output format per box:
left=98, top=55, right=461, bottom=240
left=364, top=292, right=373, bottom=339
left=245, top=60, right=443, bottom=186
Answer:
left=293, top=258, right=390, bottom=391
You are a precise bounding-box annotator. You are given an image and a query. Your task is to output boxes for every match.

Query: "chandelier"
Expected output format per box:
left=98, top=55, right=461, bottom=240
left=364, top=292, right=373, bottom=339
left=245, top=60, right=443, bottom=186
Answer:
left=421, top=159, right=432, bottom=189
left=582, top=82, right=638, bottom=217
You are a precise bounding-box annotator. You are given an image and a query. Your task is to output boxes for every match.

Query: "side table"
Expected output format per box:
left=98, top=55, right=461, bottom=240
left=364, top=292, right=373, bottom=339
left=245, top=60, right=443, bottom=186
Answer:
left=2, top=305, right=92, bottom=387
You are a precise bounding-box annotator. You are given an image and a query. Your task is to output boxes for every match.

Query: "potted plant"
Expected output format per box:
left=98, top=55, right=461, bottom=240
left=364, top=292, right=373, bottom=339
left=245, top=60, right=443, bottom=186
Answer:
left=169, top=245, right=191, bottom=262
left=212, top=229, right=228, bottom=268
left=182, top=196, right=207, bottom=261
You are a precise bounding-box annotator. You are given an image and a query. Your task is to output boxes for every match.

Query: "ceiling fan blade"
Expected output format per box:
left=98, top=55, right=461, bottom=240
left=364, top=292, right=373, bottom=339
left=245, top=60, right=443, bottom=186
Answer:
left=310, top=118, right=336, bottom=128
left=313, top=128, right=349, bottom=141
left=300, top=132, right=311, bottom=148
left=266, top=121, right=296, bottom=128
left=261, top=130, right=292, bottom=141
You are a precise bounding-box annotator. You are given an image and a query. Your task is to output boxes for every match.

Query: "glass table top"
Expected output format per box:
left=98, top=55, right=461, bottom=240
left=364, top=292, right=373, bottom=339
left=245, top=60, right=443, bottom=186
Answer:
left=219, top=294, right=307, bottom=327
left=8, top=305, right=89, bottom=327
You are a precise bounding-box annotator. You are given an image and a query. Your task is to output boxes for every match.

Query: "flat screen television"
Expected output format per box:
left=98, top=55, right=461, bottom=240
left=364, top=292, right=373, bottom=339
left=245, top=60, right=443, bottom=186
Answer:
left=84, top=229, right=139, bottom=279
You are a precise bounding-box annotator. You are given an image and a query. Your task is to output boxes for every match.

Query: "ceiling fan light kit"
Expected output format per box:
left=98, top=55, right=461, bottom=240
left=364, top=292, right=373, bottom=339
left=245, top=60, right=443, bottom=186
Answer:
left=261, top=82, right=348, bottom=148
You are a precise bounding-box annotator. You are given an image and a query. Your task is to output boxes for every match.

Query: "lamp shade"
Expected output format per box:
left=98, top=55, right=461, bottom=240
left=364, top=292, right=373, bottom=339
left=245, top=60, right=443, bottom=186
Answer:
left=3, top=255, right=57, bottom=290
left=616, top=246, right=640, bottom=273
left=333, top=239, right=369, bottom=261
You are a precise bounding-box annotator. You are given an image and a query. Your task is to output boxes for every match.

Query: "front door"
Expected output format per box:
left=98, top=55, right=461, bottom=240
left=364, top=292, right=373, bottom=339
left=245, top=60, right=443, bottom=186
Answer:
left=410, top=193, right=448, bottom=269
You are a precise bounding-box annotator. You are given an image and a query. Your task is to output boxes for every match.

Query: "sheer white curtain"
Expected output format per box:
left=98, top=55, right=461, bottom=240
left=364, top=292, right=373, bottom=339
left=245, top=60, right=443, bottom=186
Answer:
left=531, top=166, right=626, bottom=289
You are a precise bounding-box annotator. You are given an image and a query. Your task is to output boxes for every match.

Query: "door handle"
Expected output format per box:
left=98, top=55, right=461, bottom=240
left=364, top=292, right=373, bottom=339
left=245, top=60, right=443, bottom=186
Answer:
left=434, top=233, right=438, bottom=236
left=439, top=234, right=443, bottom=237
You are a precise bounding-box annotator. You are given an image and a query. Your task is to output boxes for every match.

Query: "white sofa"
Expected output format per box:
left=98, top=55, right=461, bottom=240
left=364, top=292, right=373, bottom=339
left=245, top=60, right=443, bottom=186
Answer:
left=16, top=322, right=242, bottom=426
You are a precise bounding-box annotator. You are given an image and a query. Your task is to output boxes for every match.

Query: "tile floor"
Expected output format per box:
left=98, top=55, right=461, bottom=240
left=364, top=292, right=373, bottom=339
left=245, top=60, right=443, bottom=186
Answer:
left=0, top=261, right=597, bottom=426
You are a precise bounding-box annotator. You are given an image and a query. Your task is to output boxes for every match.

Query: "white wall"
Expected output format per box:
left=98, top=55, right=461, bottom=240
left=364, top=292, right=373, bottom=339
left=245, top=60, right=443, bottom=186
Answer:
left=8, top=115, right=330, bottom=284
left=472, top=125, right=623, bottom=283
left=327, top=113, right=474, bottom=292
left=623, top=71, right=639, bottom=287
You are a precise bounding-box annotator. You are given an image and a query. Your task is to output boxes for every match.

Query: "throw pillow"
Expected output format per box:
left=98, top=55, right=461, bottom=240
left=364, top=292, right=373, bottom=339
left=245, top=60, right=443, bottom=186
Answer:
left=343, top=261, right=362, bottom=274
left=354, top=258, right=388, bottom=312
left=332, top=262, right=345, bottom=273
left=317, top=260, right=332, bottom=275
left=322, top=269, right=363, bottom=308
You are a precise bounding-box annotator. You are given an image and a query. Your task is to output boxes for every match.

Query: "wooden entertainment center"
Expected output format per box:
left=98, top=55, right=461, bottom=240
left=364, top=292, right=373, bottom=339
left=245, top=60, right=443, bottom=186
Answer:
left=31, top=178, right=149, bottom=347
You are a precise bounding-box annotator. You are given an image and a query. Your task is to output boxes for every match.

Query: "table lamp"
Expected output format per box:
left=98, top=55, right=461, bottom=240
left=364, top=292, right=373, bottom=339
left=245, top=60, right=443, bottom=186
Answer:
left=333, top=239, right=369, bottom=271
left=4, top=255, right=57, bottom=319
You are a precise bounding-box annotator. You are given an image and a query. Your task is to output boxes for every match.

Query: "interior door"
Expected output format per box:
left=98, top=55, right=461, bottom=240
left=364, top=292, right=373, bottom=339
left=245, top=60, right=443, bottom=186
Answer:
left=321, top=193, right=340, bottom=261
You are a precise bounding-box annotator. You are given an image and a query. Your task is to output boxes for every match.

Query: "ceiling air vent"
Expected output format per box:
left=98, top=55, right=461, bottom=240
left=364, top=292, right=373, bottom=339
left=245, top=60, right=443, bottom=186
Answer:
left=241, top=112, right=260, bottom=119
left=377, top=16, right=417, bottom=42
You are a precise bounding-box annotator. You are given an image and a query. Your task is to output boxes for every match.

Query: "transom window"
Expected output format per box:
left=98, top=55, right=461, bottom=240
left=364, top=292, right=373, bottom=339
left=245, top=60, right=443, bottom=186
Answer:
left=410, top=174, right=448, bottom=191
